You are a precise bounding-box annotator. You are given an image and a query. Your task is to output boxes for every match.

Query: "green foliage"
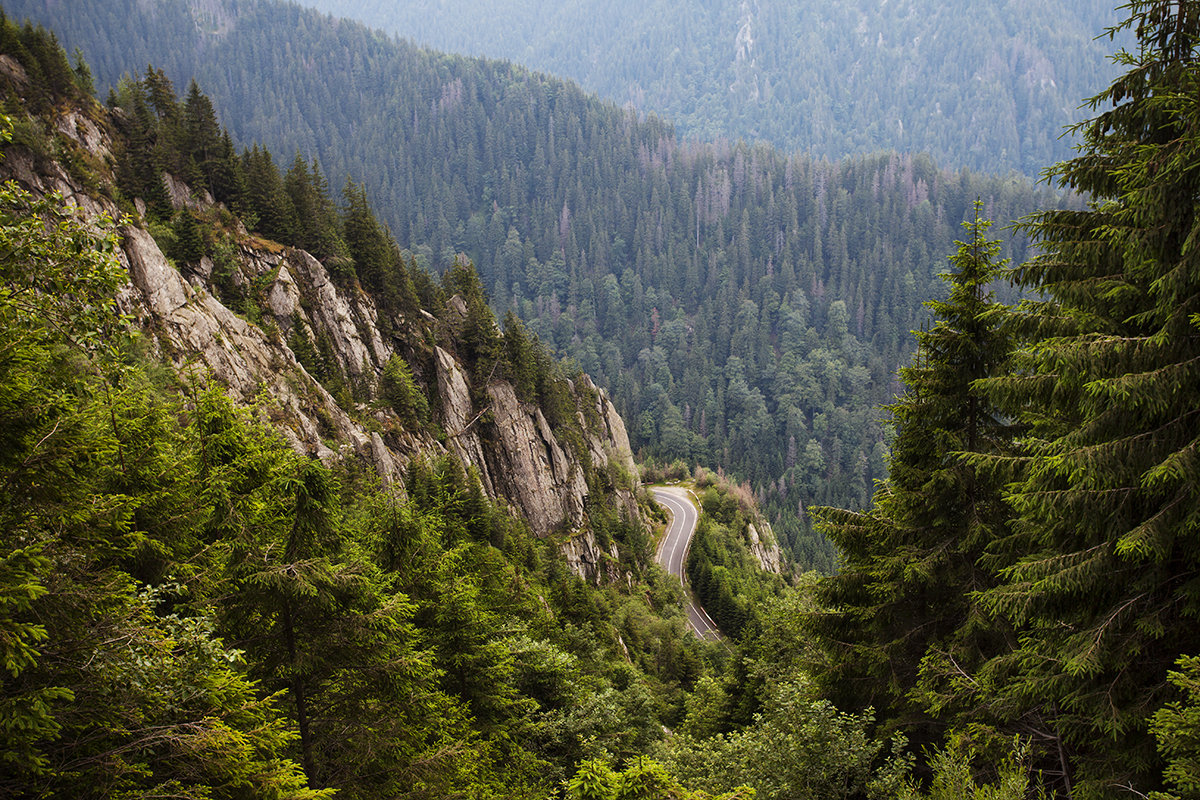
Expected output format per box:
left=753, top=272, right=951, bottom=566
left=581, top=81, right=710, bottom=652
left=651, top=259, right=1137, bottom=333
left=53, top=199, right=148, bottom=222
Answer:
left=570, top=758, right=622, bottom=800
left=685, top=475, right=785, bottom=640
left=767, top=2, right=1200, bottom=794
left=0, top=12, right=91, bottom=112
left=445, top=256, right=503, bottom=383
left=0, top=149, right=325, bottom=797
left=0, top=98, right=711, bottom=797
left=242, top=144, right=297, bottom=244
left=0, top=542, right=66, bottom=780
left=71, top=47, right=93, bottom=94
left=25, top=5, right=1200, bottom=797
left=895, top=739, right=1042, bottom=800
left=504, top=309, right=540, bottom=402
left=1150, top=657, right=1200, bottom=800
left=660, top=678, right=908, bottom=800
left=950, top=2, right=1200, bottom=792
left=170, top=209, right=205, bottom=263
left=284, top=155, right=347, bottom=264
left=567, top=756, right=755, bottom=800
left=810, top=206, right=1014, bottom=742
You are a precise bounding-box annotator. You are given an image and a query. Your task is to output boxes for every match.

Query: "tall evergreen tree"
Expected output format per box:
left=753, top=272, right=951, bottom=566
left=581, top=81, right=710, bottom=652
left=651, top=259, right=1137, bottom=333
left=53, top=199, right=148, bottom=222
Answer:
left=975, top=2, right=1200, bottom=792
left=285, top=156, right=347, bottom=263
left=242, top=145, right=298, bottom=245
left=183, top=78, right=222, bottom=194
left=812, top=205, right=1013, bottom=745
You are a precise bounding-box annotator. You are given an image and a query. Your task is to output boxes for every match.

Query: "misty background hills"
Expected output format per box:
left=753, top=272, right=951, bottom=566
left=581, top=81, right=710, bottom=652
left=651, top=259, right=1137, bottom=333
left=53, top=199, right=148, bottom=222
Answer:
left=304, top=0, right=1124, bottom=175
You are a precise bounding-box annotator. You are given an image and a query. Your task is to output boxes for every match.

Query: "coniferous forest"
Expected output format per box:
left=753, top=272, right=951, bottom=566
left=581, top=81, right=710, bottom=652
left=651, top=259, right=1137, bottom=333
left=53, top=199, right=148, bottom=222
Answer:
left=1, top=1, right=1200, bottom=799
left=7, top=0, right=1067, bottom=568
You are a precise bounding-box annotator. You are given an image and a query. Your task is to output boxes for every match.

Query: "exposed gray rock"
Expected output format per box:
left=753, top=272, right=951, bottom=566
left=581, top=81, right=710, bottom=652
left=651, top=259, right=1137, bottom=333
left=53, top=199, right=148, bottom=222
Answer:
left=54, top=109, right=107, bottom=158
left=266, top=263, right=298, bottom=317
left=122, top=226, right=188, bottom=316
left=282, top=248, right=389, bottom=377
left=435, top=345, right=496, bottom=496
left=0, top=54, right=28, bottom=88
left=561, top=528, right=621, bottom=585
left=163, top=171, right=214, bottom=210
left=747, top=521, right=783, bottom=574
left=485, top=379, right=587, bottom=538
left=115, top=223, right=387, bottom=474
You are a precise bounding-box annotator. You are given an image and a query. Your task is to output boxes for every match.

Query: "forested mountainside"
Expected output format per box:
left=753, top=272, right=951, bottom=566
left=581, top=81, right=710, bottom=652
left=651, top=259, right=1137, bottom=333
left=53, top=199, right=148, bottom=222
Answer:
left=0, top=21, right=739, bottom=796
left=302, top=0, right=1122, bottom=176
left=0, top=16, right=996, bottom=800
left=9, top=0, right=1065, bottom=568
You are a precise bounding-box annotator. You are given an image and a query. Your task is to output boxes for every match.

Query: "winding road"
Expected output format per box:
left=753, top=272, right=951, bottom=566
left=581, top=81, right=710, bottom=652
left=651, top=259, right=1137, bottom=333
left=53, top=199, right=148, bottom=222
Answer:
left=652, top=486, right=722, bottom=641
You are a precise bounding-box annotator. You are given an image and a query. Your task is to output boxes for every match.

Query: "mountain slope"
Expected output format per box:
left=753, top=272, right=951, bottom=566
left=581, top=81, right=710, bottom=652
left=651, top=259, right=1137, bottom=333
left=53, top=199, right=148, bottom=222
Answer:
left=0, top=27, right=722, bottom=796
left=301, top=0, right=1124, bottom=176
left=1, top=58, right=641, bottom=578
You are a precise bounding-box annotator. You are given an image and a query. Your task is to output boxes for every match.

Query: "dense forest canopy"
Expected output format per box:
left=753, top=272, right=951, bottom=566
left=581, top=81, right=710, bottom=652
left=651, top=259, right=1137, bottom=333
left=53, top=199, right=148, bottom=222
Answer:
left=300, top=0, right=1125, bottom=176
left=6, top=0, right=1067, bottom=567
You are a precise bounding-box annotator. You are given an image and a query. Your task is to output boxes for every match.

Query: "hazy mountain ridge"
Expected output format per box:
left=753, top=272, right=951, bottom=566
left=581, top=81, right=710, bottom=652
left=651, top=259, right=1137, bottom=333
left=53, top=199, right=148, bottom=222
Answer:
left=301, top=0, right=1125, bottom=175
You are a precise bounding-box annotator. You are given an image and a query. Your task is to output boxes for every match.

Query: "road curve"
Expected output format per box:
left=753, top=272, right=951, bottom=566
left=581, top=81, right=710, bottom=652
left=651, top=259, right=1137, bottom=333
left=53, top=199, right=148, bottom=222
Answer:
left=652, top=486, right=722, bottom=641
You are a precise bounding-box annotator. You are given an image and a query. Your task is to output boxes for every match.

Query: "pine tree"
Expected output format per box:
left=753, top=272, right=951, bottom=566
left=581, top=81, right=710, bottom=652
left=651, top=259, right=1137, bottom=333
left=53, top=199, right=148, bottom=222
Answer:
left=812, top=205, right=1013, bottom=745
left=503, top=309, right=539, bottom=402
left=210, top=130, right=250, bottom=213
left=70, top=47, right=92, bottom=95
left=341, top=178, right=388, bottom=288
left=285, top=156, right=347, bottom=264
left=171, top=209, right=204, bottom=264
left=444, top=257, right=503, bottom=382
left=111, top=75, right=172, bottom=219
left=974, top=2, right=1200, bottom=792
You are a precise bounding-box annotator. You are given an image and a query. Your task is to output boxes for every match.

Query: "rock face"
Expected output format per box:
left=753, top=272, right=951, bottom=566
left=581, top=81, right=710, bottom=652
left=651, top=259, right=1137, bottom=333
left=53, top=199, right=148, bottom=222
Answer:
left=484, top=379, right=587, bottom=537
left=561, top=528, right=623, bottom=586
left=119, top=226, right=378, bottom=466
left=3, top=100, right=642, bottom=580
left=746, top=522, right=783, bottom=574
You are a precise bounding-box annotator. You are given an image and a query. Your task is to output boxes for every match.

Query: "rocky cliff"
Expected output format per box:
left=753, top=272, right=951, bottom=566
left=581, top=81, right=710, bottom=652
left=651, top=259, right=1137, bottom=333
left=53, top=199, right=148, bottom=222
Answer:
left=746, top=521, right=783, bottom=574
left=0, top=85, right=639, bottom=581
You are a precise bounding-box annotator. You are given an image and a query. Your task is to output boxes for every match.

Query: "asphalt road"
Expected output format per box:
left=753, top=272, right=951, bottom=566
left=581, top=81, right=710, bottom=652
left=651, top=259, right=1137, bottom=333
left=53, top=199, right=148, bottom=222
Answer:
left=651, top=486, right=722, bottom=641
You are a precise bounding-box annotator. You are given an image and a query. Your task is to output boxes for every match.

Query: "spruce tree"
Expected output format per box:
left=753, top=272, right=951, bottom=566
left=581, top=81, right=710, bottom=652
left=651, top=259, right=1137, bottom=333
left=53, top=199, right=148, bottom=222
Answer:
left=975, top=2, right=1200, bottom=792
left=812, top=205, right=1013, bottom=744
left=286, top=156, right=347, bottom=264
left=183, top=79, right=221, bottom=193
left=242, top=145, right=298, bottom=245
